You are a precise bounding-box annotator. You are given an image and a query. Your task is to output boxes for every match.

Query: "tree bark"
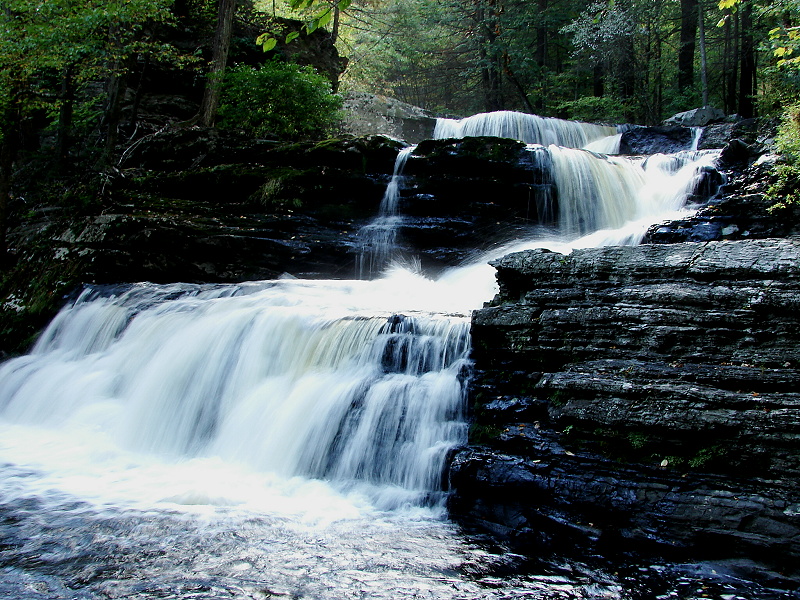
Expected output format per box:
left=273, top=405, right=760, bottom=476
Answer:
left=101, top=64, right=131, bottom=165
left=738, top=0, right=755, bottom=118
left=56, top=66, right=75, bottom=169
left=479, top=0, right=503, bottom=111
left=199, top=0, right=236, bottom=127
left=0, top=108, right=20, bottom=265
left=535, top=0, right=547, bottom=68
left=678, top=0, right=698, bottom=92
left=503, top=52, right=534, bottom=113
left=726, top=12, right=739, bottom=114
left=698, top=0, right=708, bottom=106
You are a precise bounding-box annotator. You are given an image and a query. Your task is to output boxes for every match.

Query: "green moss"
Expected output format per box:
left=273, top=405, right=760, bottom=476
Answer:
left=688, top=444, right=727, bottom=469
left=549, top=390, right=568, bottom=407
left=468, top=423, right=504, bottom=444
left=627, top=432, right=650, bottom=449
left=0, top=252, right=85, bottom=356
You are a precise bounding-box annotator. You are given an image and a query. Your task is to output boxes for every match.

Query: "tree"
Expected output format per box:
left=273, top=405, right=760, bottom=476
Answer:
left=0, top=0, right=178, bottom=259
left=678, top=0, right=699, bottom=92
left=198, top=0, right=237, bottom=126
left=216, top=60, right=342, bottom=138
left=561, top=1, right=637, bottom=104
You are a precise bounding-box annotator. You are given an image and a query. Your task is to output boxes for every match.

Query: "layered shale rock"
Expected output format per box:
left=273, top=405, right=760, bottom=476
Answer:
left=452, top=238, right=800, bottom=578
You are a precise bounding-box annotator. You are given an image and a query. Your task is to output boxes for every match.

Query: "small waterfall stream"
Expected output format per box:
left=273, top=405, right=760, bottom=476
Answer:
left=0, top=112, right=723, bottom=599
left=357, top=146, right=415, bottom=279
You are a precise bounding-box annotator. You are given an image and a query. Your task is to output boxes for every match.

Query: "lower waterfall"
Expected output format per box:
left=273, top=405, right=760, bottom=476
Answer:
left=0, top=136, right=724, bottom=598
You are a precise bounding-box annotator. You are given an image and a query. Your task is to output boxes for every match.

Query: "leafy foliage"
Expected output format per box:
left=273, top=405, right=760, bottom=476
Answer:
left=556, top=96, right=629, bottom=123
left=0, top=0, right=181, bottom=146
left=217, top=60, right=343, bottom=139
left=256, top=0, right=352, bottom=50
left=767, top=103, right=800, bottom=210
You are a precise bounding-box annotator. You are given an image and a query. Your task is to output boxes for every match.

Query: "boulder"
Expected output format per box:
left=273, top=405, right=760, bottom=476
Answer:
left=663, top=106, right=726, bottom=127
left=339, top=92, right=438, bottom=143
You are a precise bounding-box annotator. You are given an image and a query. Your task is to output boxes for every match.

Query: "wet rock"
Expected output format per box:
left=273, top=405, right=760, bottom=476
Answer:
left=456, top=238, right=800, bottom=576
left=619, top=126, right=695, bottom=155
left=698, top=118, right=762, bottom=150
left=718, top=139, right=758, bottom=168
left=644, top=161, right=800, bottom=243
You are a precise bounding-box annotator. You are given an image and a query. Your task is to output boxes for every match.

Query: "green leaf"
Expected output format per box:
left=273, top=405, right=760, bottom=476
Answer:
left=337, top=0, right=352, bottom=10
left=286, top=31, right=300, bottom=43
left=261, top=37, right=277, bottom=52
left=317, top=9, right=332, bottom=29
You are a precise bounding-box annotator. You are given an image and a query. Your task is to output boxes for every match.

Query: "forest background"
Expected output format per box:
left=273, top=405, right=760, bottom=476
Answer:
left=1, top=0, right=800, bottom=258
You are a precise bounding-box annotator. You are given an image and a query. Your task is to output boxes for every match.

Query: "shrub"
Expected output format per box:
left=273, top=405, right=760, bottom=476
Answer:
left=217, top=61, right=343, bottom=140
left=767, top=102, right=800, bottom=211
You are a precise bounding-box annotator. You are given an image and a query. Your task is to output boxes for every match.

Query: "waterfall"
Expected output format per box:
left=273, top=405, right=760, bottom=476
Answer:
left=355, top=143, right=720, bottom=275
left=356, top=146, right=415, bottom=279
left=0, top=278, right=471, bottom=511
left=434, top=110, right=621, bottom=150
left=0, top=114, right=728, bottom=597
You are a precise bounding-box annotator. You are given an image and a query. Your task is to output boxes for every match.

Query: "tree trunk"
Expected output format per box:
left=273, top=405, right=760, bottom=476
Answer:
left=738, top=0, right=755, bottom=118
left=199, top=0, right=236, bottom=127
left=678, top=0, right=698, bottom=92
left=503, top=52, right=534, bottom=113
left=726, top=12, right=739, bottom=114
left=56, top=66, right=75, bottom=169
left=535, top=0, right=547, bottom=68
left=475, top=0, right=503, bottom=112
left=698, top=0, right=708, bottom=107
left=128, top=56, right=150, bottom=134
left=332, top=3, right=341, bottom=44
left=0, top=108, right=20, bottom=265
left=593, top=64, right=604, bottom=97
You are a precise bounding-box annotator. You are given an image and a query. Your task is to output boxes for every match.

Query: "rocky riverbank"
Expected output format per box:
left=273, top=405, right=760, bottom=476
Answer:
left=451, top=237, right=800, bottom=589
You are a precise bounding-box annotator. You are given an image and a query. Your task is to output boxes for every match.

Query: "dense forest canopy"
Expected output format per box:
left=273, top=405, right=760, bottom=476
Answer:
left=330, top=0, right=800, bottom=122
left=1, top=0, right=800, bottom=260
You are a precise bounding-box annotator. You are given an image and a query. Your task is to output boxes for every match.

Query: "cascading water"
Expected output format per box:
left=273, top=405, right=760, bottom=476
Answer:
left=434, top=110, right=622, bottom=150
left=0, top=111, right=723, bottom=599
left=355, top=140, right=720, bottom=277
left=356, top=146, right=415, bottom=278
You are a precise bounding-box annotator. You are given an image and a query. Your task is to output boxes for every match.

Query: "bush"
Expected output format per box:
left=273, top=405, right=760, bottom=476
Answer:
left=767, top=103, right=800, bottom=211
left=775, top=102, right=800, bottom=163
left=217, top=61, right=343, bottom=140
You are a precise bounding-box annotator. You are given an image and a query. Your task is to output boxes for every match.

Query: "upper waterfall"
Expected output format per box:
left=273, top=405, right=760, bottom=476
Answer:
left=434, top=110, right=620, bottom=150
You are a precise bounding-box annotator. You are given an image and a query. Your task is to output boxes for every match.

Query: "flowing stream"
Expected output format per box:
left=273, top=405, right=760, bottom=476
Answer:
left=0, top=114, right=729, bottom=599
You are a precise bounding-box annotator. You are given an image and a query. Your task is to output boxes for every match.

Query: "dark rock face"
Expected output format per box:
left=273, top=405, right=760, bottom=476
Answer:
left=354, top=137, right=570, bottom=272
left=698, top=118, right=764, bottom=151
left=38, top=132, right=407, bottom=283
left=619, top=126, right=695, bottom=155
left=454, top=239, right=800, bottom=578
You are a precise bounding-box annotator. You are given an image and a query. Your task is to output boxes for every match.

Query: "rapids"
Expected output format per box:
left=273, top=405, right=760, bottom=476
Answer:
left=0, top=113, right=734, bottom=599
